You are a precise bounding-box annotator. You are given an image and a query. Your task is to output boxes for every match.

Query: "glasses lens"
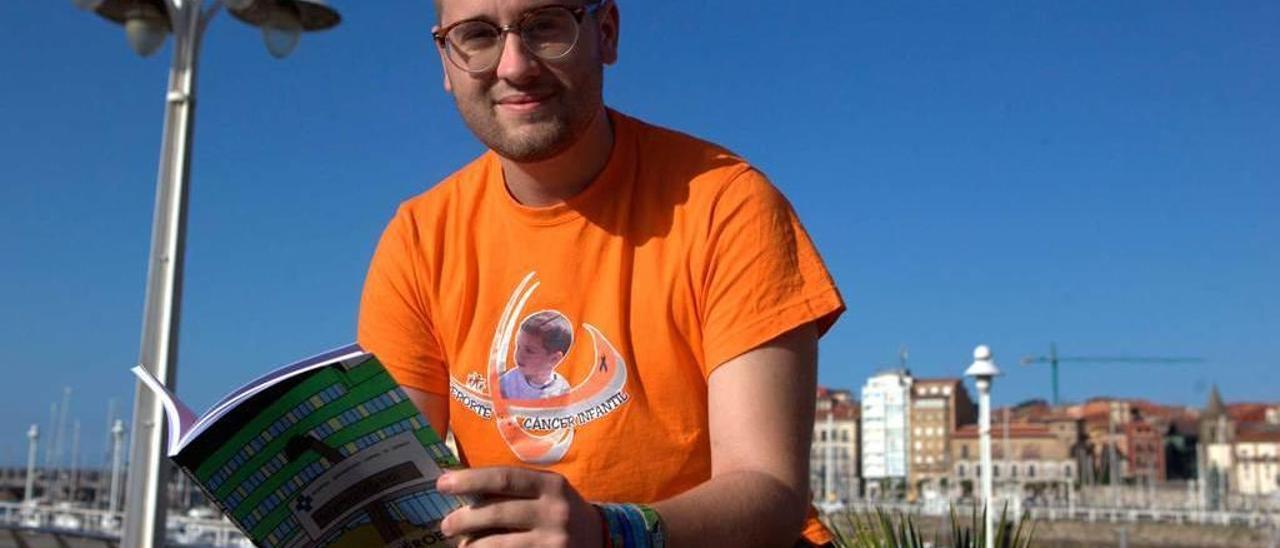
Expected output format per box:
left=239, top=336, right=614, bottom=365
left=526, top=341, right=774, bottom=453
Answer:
left=520, top=7, right=580, bottom=60
left=446, top=21, right=502, bottom=71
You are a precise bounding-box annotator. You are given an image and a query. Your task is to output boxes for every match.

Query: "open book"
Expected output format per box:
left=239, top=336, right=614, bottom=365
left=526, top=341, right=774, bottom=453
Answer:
left=133, top=344, right=469, bottom=547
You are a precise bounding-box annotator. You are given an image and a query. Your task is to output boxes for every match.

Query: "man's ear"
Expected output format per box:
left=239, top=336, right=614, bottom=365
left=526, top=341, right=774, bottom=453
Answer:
left=433, top=25, right=454, bottom=92
left=596, top=1, right=620, bottom=65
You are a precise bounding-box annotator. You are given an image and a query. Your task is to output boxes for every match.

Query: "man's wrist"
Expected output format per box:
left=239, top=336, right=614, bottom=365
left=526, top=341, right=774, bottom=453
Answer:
left=593, top=502, right=666, bottom=548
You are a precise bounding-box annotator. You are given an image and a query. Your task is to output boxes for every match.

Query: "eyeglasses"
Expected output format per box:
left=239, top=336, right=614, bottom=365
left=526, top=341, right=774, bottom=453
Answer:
left=432, top=1, right=604, bottom=74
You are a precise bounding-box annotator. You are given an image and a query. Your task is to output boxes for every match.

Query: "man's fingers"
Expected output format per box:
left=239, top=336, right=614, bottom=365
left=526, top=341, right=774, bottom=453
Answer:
left=441, top=499, right=537, bottom=538
left=438, top=467, right=546, bottom=498
left=458, top=531, right=557, bottom=548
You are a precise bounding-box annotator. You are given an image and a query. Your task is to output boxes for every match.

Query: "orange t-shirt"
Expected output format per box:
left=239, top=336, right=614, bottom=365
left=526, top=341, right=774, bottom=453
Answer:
left=358, top=110, right=844, bottom=543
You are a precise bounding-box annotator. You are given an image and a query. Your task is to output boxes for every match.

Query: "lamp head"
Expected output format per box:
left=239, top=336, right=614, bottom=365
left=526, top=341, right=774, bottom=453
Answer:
left=125, top=15, right=170, bottom=57
left=965, top=344, right=1002, bottom=380
left=227, top=0, right=341, bottom=58
left=77, top=0, right=172, bottom=57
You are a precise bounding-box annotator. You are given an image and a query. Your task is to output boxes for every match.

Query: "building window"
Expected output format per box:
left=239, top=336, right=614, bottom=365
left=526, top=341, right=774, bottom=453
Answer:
left=961, top=445, right=969, bottom=459
left=1028, top=465, right=1036, bottom=478
left=1011, top=465, right=1018, bottom=478
left=994, top=466, right=1000, bottom=478
left=957, top=464, right=965, bottom=477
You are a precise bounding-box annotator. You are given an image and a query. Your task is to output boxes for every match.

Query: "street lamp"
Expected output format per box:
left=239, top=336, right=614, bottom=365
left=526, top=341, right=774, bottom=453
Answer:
left=965, top=344, right=1002, bottom=548
left=25, top=425, right=39, bottom=504
left=72, top=1, right=341, bottom=546
left=109, top=420, right=126, bottom=515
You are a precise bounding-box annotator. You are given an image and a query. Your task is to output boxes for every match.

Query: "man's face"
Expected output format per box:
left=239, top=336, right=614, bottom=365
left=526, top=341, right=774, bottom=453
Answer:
left=434, top=0, right=619, bottom=162
left=515, top=331, right=564, bottom=376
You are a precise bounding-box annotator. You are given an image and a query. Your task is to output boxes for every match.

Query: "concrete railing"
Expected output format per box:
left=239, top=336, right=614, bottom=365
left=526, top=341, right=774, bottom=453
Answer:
left=824, top=499, right=1280, bottom=529
left=0, top=501, right=249, bottom=547
left=1027, top=505, right=1279, bottom=529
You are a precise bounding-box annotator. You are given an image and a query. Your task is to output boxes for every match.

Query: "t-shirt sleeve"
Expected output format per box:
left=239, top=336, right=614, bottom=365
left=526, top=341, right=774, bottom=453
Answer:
left=698, top=168, right=845, bottom=377
left=358, top=207, right=450, bottom=395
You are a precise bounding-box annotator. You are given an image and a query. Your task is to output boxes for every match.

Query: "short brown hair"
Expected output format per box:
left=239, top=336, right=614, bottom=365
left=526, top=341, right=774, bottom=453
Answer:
left=520, top=311, right=573, bottom=355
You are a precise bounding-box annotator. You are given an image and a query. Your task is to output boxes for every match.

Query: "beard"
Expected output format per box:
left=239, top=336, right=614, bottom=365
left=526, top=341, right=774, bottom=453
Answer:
left=452, top=63, right=605, bottom=163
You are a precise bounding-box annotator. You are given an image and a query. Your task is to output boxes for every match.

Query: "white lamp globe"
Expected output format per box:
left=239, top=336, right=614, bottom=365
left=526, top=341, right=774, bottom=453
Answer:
left=125, top=14, right=169, bottom=57
left=261, top=8, right=303, bottom=58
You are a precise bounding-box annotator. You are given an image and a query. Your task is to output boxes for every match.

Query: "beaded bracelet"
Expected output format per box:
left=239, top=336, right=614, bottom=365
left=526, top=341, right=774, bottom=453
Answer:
left=594, top=502, right=666, bottom=548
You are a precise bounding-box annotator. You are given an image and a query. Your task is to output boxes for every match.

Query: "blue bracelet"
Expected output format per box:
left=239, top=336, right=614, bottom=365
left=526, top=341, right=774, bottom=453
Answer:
left=594, top=503, right=666, bottom=548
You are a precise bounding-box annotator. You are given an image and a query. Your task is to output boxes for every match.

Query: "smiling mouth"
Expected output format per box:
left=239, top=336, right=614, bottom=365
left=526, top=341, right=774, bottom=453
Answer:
left=495, top=92, right=554, bottom=113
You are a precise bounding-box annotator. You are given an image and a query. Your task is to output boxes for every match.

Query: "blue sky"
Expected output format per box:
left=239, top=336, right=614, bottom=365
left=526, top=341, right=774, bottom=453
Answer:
left=2, top=1, right=1277, bottom=466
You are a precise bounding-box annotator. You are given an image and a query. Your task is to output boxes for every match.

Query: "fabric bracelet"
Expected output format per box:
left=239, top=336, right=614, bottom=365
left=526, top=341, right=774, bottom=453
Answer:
left=594, top=503, right=665, bottom=548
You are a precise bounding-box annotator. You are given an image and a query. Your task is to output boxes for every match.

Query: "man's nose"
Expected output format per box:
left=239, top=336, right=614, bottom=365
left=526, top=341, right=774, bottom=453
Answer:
left=495, top=32, right=541, bottom=83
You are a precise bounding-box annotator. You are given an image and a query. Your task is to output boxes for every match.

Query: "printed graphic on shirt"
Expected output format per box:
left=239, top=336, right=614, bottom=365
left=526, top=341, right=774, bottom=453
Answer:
left=448, top=272, right=630, bottom=464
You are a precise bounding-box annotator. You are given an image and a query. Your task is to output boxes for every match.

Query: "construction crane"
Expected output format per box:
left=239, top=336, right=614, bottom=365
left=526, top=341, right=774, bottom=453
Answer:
left=1019, top=343, right=1204, bottom=406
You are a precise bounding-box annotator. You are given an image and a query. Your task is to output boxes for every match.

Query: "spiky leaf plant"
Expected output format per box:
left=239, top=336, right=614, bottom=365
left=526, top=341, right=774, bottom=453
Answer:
left=823, top=504, right=1035, bottom=548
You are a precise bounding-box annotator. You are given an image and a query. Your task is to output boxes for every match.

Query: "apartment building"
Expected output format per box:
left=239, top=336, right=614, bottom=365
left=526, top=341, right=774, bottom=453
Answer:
left=906, top=378, right=975, bottom=501
left=951, top=422, right=1077, bottom=504
left=812, top=387, right=860, bottom=503
left=861, top=370, right=912, bottom=498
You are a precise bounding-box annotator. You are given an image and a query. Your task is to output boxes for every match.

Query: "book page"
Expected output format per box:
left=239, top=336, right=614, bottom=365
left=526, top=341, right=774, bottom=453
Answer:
left=173, top=354, right=467, bottom=547
left=131, top=365, right=198, bottom=456
left=184, top=344, right=366, bottom=450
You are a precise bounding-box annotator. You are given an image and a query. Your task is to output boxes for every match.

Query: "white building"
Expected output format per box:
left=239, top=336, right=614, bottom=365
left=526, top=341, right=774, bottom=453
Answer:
left=861, top=370, right=912, bottom=498
left=812, top=387, right=860, bottom=507
left=1233, top=434, right=1280, bottom=496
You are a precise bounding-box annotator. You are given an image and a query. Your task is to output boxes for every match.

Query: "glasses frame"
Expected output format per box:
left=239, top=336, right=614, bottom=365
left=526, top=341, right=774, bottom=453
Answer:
left=432, top=1, right=605, bottom=74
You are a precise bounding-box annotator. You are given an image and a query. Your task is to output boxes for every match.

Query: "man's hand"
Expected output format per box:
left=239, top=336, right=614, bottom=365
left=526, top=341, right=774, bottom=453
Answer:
left=437, top=467, right=603, bottom=547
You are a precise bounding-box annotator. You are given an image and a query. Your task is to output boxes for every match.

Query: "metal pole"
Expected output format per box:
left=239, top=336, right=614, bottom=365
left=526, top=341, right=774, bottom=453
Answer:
left=977, top=378, right=994, bottom=548
left=1109, top=402, right=1119, bottom=508
left=103, top=398, right=117, bottom=468
left=1050, top=343, right=1059, bottom=406
left=825, top=410, right=835, bottom=502
left=25, top=425, right=38, bottom=503
left=43, top=401, right=57, bottom=502
left=122, top=2, right=207, bottom=546
left=70, top=420, right=81, bottom=502
left=1002, top=407, right=1010, bottom=510
left=44, top=402, right=57, bottom=470
left=110, top=420, right=125, bottom=515
left=54, top=386, right=71, bottom=501
left=97, top=398, right=117, bottom=509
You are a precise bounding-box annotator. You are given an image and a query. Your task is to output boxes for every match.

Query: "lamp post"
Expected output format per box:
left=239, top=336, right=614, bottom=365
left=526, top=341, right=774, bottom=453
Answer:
left=109, top=419, right=126, bottom=515
left=824, top=409, right=835, bottom=504
left=965, top=344, right=1002, bottom=548
left=24, top=425, right=38, bottom=504
left=72, top=1, right=341, bottom=546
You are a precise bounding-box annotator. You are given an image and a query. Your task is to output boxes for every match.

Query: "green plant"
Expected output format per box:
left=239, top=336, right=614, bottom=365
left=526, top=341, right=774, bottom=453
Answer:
left=822, top=504, right=1036, bottom=548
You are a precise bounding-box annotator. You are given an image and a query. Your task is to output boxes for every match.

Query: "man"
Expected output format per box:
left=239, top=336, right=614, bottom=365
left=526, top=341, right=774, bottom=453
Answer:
left=358, top=1, right=845, bottom=546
